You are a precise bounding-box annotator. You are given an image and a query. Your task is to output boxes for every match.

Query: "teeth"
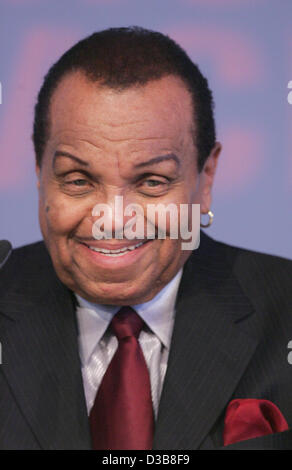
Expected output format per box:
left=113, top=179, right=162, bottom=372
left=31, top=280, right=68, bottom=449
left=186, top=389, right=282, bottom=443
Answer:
left=102, top=251, right=129, bottom=257
left=88, top=241, right=145, bottom=255
left=128, top=242, right=143, bottom=251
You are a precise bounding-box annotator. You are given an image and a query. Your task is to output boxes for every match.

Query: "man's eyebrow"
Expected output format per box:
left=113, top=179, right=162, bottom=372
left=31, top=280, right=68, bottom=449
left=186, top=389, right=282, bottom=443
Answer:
left=133, top=153, right=180, bottom=169
left=53, top=151, right=89, bottom=167
left=52, top=151, right=180, bottom=169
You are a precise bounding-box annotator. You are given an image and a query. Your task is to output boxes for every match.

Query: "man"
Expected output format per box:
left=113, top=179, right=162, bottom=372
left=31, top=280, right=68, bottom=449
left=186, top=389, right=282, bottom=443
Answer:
left=0, top=26, right=291, bottom=450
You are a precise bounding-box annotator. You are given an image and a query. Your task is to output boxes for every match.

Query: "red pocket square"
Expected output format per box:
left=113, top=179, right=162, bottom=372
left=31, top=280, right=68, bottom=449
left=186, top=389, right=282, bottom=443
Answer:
left=223, top=399, right=289, bottom=446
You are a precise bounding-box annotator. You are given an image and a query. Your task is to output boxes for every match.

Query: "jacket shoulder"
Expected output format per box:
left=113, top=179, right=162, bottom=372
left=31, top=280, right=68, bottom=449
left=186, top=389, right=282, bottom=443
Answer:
left=215, top=238, right=292, bottom=309
left=218, top=238, right=292, bottom=278
left=0, top=241, right=54, bottom=297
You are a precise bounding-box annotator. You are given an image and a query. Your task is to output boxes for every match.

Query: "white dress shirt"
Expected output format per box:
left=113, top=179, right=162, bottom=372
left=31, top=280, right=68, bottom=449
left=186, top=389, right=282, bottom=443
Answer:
left=75, top=268, right=183, bottom=419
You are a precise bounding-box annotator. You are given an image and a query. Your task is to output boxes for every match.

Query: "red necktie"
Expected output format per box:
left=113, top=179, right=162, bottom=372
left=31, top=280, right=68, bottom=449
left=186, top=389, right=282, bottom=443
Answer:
left=89, top=306, right=155, bottom=450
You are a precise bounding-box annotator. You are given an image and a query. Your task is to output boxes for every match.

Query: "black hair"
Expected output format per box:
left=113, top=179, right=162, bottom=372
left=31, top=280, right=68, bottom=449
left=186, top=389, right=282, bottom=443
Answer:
left=33, top=26, right=216, bottom=172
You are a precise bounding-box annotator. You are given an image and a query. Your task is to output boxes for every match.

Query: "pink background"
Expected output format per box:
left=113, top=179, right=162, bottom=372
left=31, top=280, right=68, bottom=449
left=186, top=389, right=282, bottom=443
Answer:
left=0, top=0, right=291, bottom=258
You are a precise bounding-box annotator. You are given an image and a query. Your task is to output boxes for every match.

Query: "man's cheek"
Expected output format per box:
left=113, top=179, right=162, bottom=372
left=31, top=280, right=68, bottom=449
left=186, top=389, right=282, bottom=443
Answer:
left=42, top=198, right=83, bottom=235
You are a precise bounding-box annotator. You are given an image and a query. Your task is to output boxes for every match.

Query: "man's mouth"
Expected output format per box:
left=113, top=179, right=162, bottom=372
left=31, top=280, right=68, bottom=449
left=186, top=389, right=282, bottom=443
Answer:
left=78, top=239, right=151, bottom=257
left=86, top=240, right=147, bottom=257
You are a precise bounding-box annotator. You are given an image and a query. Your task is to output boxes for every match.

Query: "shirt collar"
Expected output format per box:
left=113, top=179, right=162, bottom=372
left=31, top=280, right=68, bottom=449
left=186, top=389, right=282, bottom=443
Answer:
left=75, top=268, right=183, bottom=366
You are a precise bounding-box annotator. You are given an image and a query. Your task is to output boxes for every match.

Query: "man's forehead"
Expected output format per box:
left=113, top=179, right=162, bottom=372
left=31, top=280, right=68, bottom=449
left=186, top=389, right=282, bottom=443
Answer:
left=47, top=72, right=195, bottom=160
left=50, top=71, right=193, bottom=122
left=48, top=131, right=188, bottom=169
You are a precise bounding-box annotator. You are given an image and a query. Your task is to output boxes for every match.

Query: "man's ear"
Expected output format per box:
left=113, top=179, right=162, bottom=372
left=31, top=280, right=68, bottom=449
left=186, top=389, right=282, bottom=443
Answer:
left=199, top=141, right=222, bottom=214
left=35, top=163, right=41, bottom=190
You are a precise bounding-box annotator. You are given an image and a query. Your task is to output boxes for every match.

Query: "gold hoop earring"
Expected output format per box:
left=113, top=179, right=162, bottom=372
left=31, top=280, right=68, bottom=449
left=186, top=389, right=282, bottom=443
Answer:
left=200, top=210, right=214, bottom=228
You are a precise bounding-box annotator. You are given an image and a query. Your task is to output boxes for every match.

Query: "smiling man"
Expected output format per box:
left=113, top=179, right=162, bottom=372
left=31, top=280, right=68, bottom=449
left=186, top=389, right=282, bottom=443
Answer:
left=1, top=27, right=292, bottom=450
left=37, top=71, right=214, bottom=306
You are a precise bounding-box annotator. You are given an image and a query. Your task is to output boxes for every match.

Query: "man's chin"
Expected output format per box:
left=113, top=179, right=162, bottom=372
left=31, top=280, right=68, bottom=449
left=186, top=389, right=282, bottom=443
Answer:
left=72, top=279, right=159, bottom=306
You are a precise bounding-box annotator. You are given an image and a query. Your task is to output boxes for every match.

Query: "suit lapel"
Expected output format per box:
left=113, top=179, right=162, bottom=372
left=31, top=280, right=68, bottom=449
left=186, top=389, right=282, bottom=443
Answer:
left=153, top=233, right=259, bottom=450
left=0, top=246, right=91, bottom=449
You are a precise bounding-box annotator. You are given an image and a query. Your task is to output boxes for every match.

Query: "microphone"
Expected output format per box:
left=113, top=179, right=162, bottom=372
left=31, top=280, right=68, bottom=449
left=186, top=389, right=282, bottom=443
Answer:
left=0, top=240, right=12, bottom=269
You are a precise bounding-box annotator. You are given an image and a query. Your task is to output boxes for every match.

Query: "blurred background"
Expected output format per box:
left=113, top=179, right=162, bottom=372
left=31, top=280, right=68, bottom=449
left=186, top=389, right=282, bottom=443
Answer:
left=0, top=0, right=291, bottom=258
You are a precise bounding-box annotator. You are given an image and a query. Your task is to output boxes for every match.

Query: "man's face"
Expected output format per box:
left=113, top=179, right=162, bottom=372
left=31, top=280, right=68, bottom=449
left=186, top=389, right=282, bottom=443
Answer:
left=36, top=72, right=220, bottom=304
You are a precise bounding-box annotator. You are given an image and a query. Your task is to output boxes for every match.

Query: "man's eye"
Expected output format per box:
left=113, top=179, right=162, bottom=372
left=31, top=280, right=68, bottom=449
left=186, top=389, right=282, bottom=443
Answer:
left=67, top=179, right=89, bottom=186
left=144, top=179, right=164, bottom=187
left=138, top=178, right=170, bottom=196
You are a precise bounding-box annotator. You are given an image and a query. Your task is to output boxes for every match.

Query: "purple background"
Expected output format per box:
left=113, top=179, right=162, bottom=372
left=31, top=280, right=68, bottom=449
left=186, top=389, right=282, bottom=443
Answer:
left=0, top=0, right=291, bottom=258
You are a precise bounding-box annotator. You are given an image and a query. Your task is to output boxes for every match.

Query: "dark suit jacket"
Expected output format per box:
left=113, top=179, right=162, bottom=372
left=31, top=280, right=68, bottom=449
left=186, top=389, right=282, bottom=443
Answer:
left=0, top=232, right=292, bottom=449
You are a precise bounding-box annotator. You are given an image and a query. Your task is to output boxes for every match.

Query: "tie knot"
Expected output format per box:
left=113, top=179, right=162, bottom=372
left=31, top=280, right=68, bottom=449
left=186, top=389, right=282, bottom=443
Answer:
left=111, top=307, right=144, bottom=340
